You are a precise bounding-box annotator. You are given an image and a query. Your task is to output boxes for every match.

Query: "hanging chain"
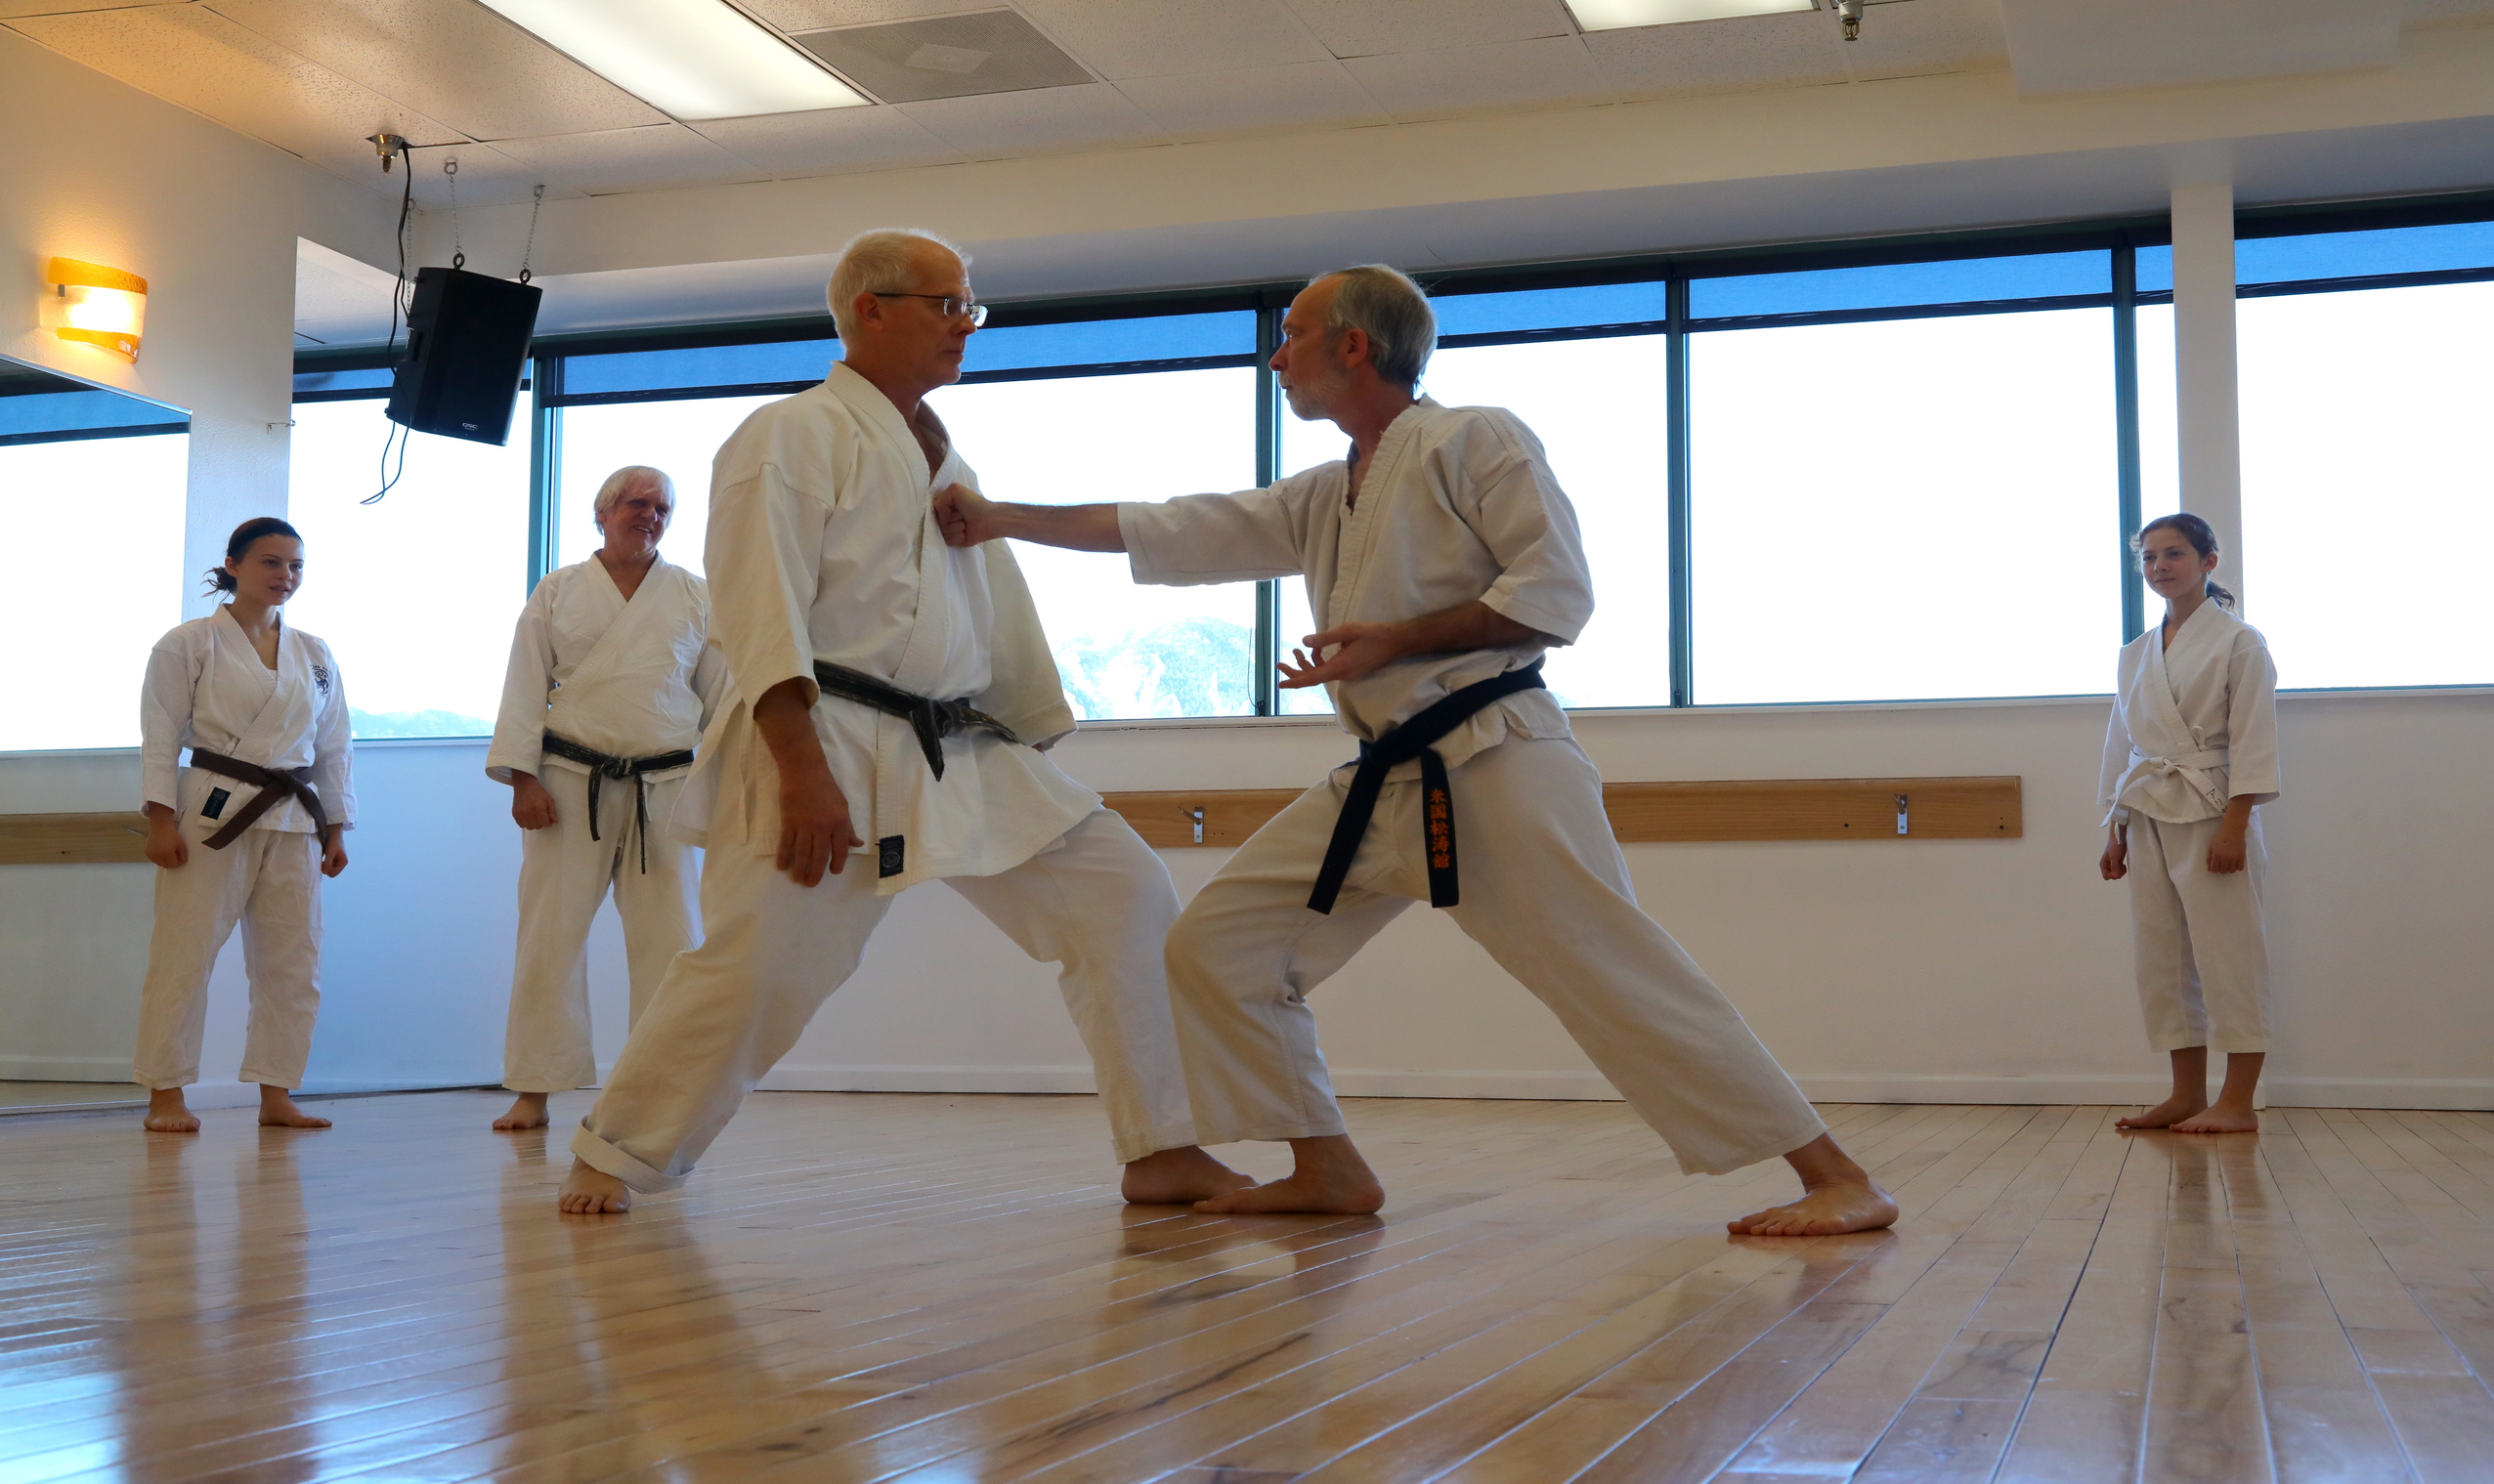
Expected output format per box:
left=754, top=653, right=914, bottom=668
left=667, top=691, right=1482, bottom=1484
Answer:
left=519, top=184, right=545, bottom=285
left=445, top=156, right=464, bottom=271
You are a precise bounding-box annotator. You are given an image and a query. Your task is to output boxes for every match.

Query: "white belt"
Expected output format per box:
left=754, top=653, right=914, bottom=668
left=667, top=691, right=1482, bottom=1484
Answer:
left=2105, top=747, right=2229, bottom=825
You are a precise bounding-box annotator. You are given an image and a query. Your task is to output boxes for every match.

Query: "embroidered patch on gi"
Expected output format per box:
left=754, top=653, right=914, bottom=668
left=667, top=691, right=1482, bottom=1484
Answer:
left=311, top=662, right=331, bottom=695
left=200, top=787, right=232, bottom=821
left=878, top=835, right=905, bottom=879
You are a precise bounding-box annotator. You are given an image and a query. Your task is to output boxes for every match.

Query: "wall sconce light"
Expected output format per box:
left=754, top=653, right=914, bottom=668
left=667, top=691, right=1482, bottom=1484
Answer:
left=43, top=257, right=148, bottom=362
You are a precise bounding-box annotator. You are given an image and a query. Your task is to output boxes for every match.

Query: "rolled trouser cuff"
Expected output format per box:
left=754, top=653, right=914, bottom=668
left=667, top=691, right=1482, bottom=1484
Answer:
left=570, top=1121, right=687, bottom=1194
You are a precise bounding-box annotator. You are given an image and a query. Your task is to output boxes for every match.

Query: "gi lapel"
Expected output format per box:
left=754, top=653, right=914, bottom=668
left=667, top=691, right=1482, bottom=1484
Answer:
left=557, top=557, right=668, bottom=703
left=2115, top=606, right=2229, bottom=817
left=228, top=613, right=317, bottom=767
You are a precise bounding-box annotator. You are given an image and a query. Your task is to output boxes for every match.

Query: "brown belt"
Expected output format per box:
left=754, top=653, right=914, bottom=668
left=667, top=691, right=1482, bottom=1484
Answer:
left=188, top=748, right=328, bottom=851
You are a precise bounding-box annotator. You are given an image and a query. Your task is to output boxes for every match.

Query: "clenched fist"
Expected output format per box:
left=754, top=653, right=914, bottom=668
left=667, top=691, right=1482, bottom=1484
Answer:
left=933, top=483, right=1001, bottom=548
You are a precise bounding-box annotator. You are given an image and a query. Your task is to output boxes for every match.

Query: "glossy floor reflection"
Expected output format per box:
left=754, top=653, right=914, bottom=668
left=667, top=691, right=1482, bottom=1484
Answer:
left=1, top=1091, right=2487, bottom=1481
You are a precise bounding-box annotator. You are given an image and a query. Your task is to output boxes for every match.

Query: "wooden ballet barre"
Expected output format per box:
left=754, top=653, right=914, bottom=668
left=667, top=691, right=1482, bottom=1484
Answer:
left=0, top=811, right=152, bottom=865
left=1102, top=776, right=2021, bottom=847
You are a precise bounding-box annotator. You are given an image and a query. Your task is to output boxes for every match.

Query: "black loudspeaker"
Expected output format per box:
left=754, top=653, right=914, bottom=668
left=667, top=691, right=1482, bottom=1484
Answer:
left=387, top=267, right=542, bottom=445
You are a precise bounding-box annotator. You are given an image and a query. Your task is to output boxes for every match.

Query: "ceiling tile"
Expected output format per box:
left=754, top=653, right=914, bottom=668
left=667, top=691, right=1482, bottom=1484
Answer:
left=1011, top=0, right=1330, bottom=79
left=8, top=3, right=466, bottom=156
left=898, top=81, right=1168, bottom=158
left=1836, top=0, right=2006, bottom=82
left=2406, top=0, right=2494, bottom=21
left=691, top=106, right=968, bottom=178
left=304, top=140, right=577, bottom=210
left=1583, top=8, right=1846, bottom=96
left=484, top=125, right=772, bottom=196
left=1282, top=0, right=1575, bottom=58
left=740, top=0, right=1000, bottom=28
left=201, top=0, right=666, bottom=141
left=1114, top=60, right=1385, bottom=139
left=1340, top=33, right=1613, bottom=119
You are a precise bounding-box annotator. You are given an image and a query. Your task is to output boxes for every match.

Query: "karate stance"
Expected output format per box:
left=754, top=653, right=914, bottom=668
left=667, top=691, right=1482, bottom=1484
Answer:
left=936, top=265, right=1898, bottom=1236
left=135, top=517, right=355, bottom=1133
left=2100, top=513, right=2280, bottom=1134
left=557, top=229, right=1246, bottom=1212
left=485, top=465, right=722, bottom=1131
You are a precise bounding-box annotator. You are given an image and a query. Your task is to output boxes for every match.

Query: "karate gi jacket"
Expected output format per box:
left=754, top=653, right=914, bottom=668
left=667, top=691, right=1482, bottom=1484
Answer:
left=484, top=555, right=724, bottom=784
left=1118, top=398, right=1595, bottom=777
left=681, top=362, right=1095, bottom=893
left=2100, top=601, right=2282, bottom=827
left=140, top=608, right=357, bottom=840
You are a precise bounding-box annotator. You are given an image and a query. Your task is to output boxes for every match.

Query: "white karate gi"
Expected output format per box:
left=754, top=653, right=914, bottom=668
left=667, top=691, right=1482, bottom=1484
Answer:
left=485, top=556, right=724, bottom=1093
left=1117, top=398, right=1829, bottom=1177
left=571, top=363, right=1198, bottom=1192
left=133, top=609, right=356, bottom=1090
left=2100, top=602, right=2282, bottom=1053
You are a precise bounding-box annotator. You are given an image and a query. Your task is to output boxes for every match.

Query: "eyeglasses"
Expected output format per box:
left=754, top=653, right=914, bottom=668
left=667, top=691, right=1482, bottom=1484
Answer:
left=874, top=292, right=988, bottom=326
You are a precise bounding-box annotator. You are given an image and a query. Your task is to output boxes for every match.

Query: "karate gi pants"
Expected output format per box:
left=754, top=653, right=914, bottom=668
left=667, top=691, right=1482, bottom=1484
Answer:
left=572, top=807, right=1198, bottom=1192
left=132, top=826, right=322, bottom=1090
left=2126, top=813, right=2270, bottom=1053
left=1167, top=736, right=1828, bottom=1177
left=502, top=766, right=700, bottom=1093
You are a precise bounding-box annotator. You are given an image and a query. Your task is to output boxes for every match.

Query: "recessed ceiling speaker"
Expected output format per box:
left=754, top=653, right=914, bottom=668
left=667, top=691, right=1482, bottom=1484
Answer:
left=387, top=267, right=542, bottom=445
left=794, top=10, right=1091, bottom=104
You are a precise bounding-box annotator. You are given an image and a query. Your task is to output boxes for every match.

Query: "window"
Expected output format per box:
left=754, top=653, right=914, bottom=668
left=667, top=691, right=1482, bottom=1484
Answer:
left=552, top=396, right=766, bottom=574
left=1689, top=251, right=2123, bottom=703
left=3, top=359, right=188, bottom=751
left=2234, top=221, right=2494, bottom=689
left=283, top=397, right=531, bottom=737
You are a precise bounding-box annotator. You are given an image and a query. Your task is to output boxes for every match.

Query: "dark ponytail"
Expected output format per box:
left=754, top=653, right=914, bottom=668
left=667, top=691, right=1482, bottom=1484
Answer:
left=2133, top=512, right=2236, bottom=612
left=205, top=516, right=301, bottom=593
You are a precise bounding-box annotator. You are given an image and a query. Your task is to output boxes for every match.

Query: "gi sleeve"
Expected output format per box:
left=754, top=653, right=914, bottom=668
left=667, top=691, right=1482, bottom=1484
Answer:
left=310, top=641, right=358, bottom=829
left=139, top=628, right=200, bottom=814
left=1444, top=412, right=1594, bottom=645
left=690, top=636, right=729, bottom=734
left=1118, top=477, right=1317, bottom=587
left=707, top=462, right=833, bottom=710
left=2223, top=629, right=2281, bottom=806
left=484, top=572, right=557, bottom=783
left=972, top=540, right=1080, bottom=749
left=2099, top=693, right=2134, bottom=825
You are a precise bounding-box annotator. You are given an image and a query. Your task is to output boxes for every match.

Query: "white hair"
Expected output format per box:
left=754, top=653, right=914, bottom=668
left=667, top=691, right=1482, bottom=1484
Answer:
left=828, top=228, right=969, bottom=341
left=591, top=465, right=672, bottom=528
left=1316, top=264, right=1437, bottom=392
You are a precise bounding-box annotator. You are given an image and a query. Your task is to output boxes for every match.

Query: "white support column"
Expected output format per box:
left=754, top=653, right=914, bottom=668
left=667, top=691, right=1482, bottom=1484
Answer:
left=2170, top=182, right=2243, bottom=608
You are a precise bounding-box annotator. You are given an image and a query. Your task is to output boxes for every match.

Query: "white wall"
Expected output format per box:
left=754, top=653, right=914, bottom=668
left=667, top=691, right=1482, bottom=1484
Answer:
left=12, top=691, right=2485, bottom=1109
left=0, top=30, right=389, bottom=1088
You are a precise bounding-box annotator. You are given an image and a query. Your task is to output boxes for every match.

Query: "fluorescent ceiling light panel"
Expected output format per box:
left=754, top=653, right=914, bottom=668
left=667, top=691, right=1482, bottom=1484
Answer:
left=477, top=0, right=870, bottom=118
left=1569, top=0, right=1815, bottom=29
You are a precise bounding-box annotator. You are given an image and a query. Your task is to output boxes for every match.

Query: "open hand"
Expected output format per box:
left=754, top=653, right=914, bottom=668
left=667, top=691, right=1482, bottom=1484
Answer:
left=1276, top=622, right=1411, bottom=689
left=509, top=772, right=558, bottom=830
left=933, top=483, right=1000, bottom=548
left=320, top=827, right=349, bottom=878
left=778, top=765, right=865, bottom=887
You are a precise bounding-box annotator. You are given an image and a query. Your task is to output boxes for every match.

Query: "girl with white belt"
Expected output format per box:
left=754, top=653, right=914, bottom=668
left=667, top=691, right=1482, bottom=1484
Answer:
left=2099, top=513, right=2280, bottom=1134
left=135, top=517, right=355, bottom=1132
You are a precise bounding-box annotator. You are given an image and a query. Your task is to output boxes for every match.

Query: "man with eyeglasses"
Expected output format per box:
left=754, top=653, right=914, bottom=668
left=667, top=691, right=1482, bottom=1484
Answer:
left=935, top=264, right=1899, bottom=1237
left=558, top=228, right=1247, bottom=1213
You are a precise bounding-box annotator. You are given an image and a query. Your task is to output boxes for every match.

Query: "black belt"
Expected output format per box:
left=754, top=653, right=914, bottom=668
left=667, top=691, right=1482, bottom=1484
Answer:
left=1308, top=660, right=1547, bottom=915
left=188, top=749, right=329, bottom=851
left=812, top=661, right=1019, bottom=780
left=538, top=732, right=695, bottom=873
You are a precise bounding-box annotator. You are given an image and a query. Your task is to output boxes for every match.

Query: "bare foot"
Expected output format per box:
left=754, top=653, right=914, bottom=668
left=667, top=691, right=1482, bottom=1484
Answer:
left=558, top=1158, right=632, bottom=1214
left=1121, top=1146, right=1255, bottom=1205
left=2116, top=1095, right=2208, bottom=1130
left=1195, top=1135, right=1382, bottom=1215
left=1728, top=1178, right=1899, bottom=1237
left=143, top=1089, right=199, bottom=1133
left=2171, top=1104, right=2258, bottom=1134
left=257, top=1087, right=332, bottom=1129
left=494, top=1091, right=551, bottom=1131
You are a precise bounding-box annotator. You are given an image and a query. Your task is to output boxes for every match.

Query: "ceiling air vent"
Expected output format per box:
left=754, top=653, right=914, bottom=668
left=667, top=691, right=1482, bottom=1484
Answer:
left=795, top=10, right=1092, bottom=104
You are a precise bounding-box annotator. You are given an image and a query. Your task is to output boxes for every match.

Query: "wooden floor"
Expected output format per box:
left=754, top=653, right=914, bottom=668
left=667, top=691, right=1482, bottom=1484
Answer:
left=5, top=1093, right=2493, bottom=1482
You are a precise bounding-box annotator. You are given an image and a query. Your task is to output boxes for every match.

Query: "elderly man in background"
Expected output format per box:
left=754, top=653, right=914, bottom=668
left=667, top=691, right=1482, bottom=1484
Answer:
left=486, top=465, right=722, bottom=1132
left=556, top=229, right=1246, bottom=1213
left=937, top=264, right=1899, bottom=1237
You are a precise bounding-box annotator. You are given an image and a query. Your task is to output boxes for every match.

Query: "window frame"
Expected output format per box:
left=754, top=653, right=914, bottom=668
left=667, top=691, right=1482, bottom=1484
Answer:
left=291, top=186, right=2494, bottom=714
